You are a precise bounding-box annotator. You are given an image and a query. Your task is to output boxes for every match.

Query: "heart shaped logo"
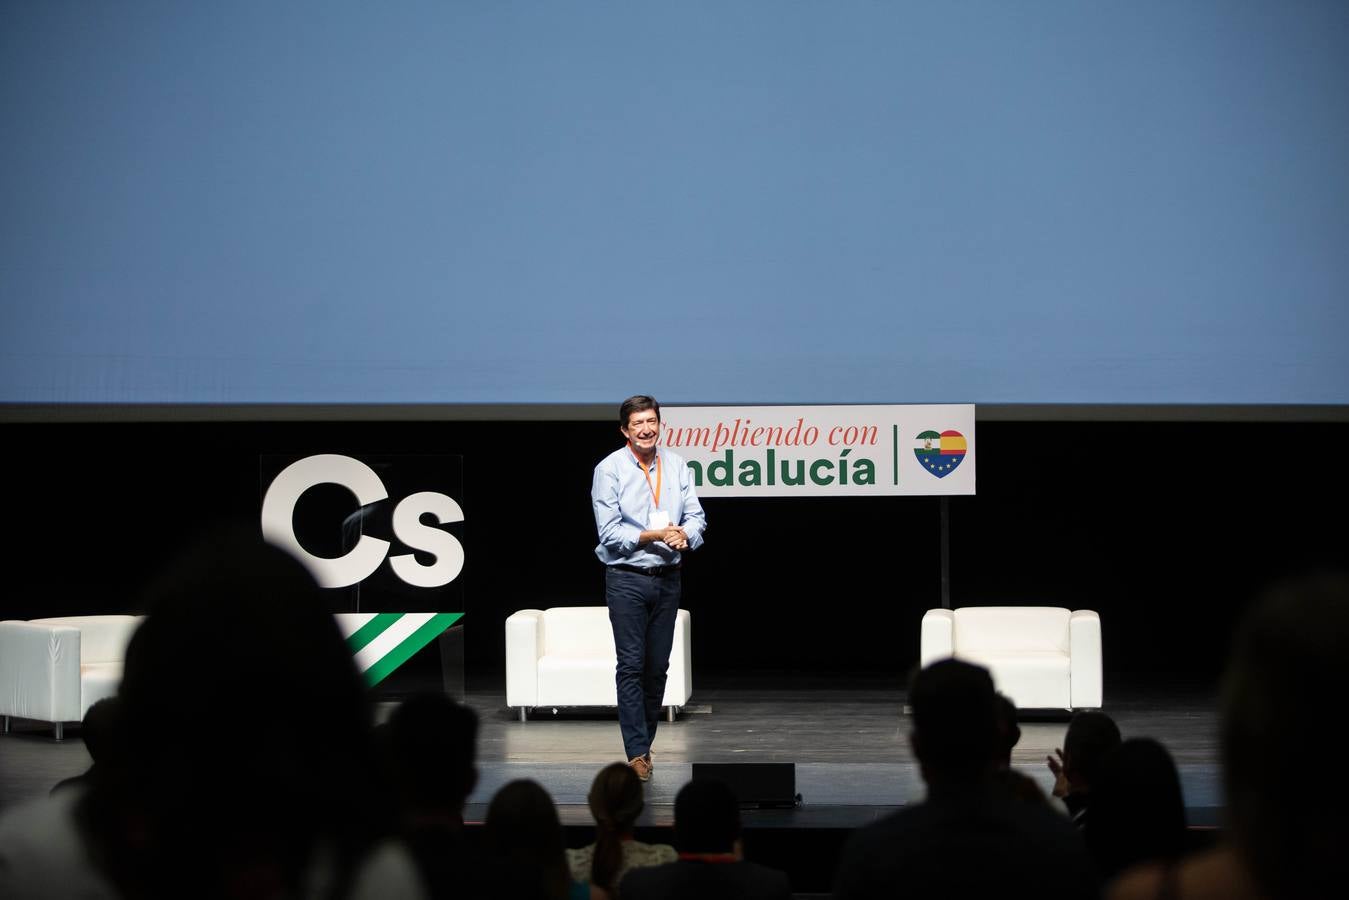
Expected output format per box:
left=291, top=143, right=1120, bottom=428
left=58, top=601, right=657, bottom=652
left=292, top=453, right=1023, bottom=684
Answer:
left=914, top=429, right=966, bottom=478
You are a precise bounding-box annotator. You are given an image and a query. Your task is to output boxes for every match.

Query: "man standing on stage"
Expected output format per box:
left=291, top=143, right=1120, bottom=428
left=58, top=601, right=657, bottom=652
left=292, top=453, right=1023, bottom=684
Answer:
left=592, top=395, right=706, bottom=781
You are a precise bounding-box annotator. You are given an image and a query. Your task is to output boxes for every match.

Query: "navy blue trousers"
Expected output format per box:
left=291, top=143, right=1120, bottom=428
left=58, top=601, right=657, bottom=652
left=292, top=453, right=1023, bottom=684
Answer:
left=605, top=566, right=679, bottom=761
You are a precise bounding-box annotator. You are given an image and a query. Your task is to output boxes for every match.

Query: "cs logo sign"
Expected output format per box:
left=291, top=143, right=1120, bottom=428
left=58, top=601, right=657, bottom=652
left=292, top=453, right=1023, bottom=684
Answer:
left=261, top=454, right=464, bottom=589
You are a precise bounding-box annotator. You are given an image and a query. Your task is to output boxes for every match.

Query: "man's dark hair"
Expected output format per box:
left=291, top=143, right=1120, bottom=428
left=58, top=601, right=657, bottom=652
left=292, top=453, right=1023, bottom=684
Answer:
left=674, top=779, right=740, bottom=853
left=1063, top=711, right=1122, bottom=788
left=909, top=658, right=998, bottom=778
left=619, top=395, right=660, bottom=428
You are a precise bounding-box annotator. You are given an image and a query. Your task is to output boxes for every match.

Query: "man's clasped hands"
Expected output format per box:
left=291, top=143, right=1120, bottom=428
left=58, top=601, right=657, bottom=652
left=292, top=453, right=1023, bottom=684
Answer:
left=659, top=525, right=689, bottom=550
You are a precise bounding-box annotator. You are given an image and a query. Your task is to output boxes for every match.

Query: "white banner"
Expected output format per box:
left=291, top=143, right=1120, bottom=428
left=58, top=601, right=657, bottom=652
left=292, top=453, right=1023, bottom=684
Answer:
left=661, top=404, right=975, bottom=497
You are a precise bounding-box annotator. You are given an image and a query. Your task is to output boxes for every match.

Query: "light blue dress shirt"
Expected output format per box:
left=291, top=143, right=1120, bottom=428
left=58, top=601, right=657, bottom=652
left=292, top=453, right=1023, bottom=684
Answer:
left=592, top=445, right=706, bottom=567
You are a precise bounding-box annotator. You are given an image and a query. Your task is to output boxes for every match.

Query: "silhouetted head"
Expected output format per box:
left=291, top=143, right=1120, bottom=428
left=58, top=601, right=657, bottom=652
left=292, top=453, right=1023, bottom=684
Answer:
left=1221, top=572, right=1349, bottom=899
left=1085, top=738, right=1188, bottom=879
left=909, top=658, right=999, bottom=783
left=80, top=697, right=122, bottom=766
left=993, top=692, right=1021, bottom=768
left=383, top=692, right=479, bottom=820
left=107, top=527, right=386, bottom=897
left=674, top=779, right=741, bottom=855
left=586, top=762, right=645, bottom=891
left=51, top=697, right=126, bottom=799
left=1062, top=711, right=1122, bottom=792
left=483, top=779, right=571, bottom=900
left=588, top=761, right=644, bottom=833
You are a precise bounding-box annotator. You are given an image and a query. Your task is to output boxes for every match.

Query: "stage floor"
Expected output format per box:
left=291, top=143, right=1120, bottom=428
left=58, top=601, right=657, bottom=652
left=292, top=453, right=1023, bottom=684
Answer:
left=1, top=676, right=1224, bottom=829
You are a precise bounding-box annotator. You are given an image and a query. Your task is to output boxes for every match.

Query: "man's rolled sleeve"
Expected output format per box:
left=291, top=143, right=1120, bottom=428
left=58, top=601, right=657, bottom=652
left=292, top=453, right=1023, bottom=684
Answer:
left=678, top=463, right=707, bottom=550
left=593, top=464, right=642, bottom=555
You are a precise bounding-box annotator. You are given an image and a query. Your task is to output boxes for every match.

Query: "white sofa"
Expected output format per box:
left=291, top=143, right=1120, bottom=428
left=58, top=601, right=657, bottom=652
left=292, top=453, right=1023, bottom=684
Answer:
left=920, top=606, right=1102, bottom=710
left=0, top=615, right=143, bottom=739
left=506, top=607, right=692, bottom=722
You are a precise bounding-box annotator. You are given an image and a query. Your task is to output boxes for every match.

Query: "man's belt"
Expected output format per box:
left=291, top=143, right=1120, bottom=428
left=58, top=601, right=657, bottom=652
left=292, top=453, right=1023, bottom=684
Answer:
left=610, top=563, right=681, bottom=577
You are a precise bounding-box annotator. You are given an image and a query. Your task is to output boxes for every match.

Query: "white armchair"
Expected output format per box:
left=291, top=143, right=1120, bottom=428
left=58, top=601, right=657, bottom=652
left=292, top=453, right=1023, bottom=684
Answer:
left=920, top=606, right=1102, bottom=710
left=506, top=607, right=692, bottom=722
left=0, top=615, right=143, bottom=739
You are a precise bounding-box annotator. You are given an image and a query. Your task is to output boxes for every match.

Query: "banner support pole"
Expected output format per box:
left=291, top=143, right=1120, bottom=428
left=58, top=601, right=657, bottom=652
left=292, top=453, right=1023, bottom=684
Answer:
left=940, top=497, right=951, bottom=609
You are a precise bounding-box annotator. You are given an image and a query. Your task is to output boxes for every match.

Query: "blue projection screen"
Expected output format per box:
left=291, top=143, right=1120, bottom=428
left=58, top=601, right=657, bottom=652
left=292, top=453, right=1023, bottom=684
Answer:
left=2, top=2, right=1347, bottom=410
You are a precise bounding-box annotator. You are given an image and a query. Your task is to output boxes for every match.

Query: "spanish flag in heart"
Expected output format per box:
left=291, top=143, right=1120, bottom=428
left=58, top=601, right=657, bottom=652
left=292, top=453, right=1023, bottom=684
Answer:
left=914, top=429, right=966, bottom=478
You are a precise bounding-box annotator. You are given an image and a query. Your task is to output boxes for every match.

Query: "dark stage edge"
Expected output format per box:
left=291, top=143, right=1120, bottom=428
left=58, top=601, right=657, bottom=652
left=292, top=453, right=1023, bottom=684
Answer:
left=457, top=678, right=1222, bottom=825
left=1, top=678, right=1223, bottom=892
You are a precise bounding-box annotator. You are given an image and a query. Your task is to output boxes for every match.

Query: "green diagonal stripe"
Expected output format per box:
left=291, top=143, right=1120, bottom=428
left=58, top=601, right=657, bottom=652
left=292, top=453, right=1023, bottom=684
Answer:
left=363, top=613, right=464, bottom=687
left=346, top=612, right=404, bottom=654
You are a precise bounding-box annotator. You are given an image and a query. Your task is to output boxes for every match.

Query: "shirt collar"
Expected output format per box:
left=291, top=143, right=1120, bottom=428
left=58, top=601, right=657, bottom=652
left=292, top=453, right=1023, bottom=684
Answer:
left=628, top=444, right=660, bottom=468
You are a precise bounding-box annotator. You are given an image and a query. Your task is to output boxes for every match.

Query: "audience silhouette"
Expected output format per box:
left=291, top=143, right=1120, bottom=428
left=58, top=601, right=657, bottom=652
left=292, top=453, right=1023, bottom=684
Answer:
left=568, top=762, right=675, bottom=897
left=5, top=533, right=1342, bottom=900
left=833, top=658, right=1096, bottom=900
left=0, top=529, right=425, bottom=899
left=619, top=778, right=790, bottom=900
left=381, top=692, right=480, bottom=899
left=992, top=692, right=1021, bottom=768
left=991, top=691, right=1049, bottom=806
left=1085, top=738, right=1189, bottom=882
left=1049, top=710, right=1123, bottom=828
left=1110, top=572, right=1349, bottom=900
left=482, top=778, right=593, bottom=900
left=49, top=697, right=123, bottom=798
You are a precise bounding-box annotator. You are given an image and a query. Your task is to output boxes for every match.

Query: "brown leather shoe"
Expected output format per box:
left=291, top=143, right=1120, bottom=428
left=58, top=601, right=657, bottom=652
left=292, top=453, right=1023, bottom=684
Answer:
left=644, top=751, right=653, bottom=774
left=628, top=755, right=652, bottom=782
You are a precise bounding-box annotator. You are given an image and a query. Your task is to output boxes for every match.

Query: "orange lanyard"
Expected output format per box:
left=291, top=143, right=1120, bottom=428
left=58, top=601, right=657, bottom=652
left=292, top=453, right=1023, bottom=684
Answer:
left=631, top=446, right=662, bottom=507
